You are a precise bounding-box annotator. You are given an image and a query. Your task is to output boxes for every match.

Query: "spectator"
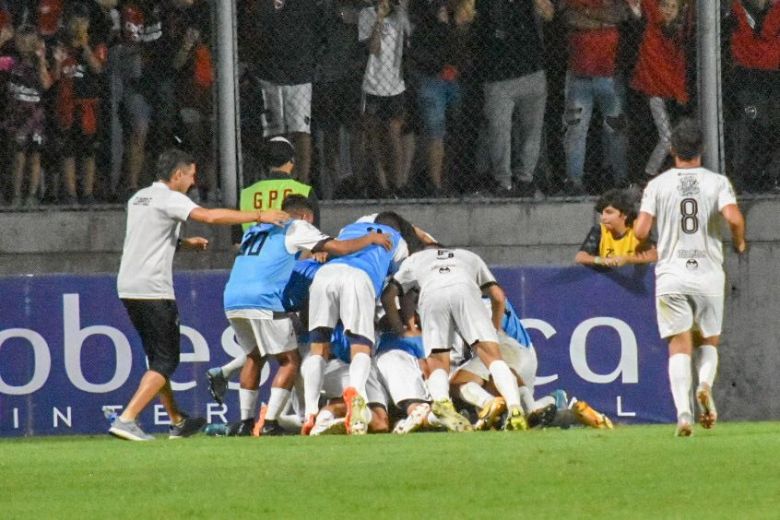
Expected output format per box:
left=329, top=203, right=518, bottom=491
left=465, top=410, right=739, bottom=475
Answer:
left=561, top=0, right=640, bottom=194
left=6, top=25, right=53, bottom=206
left=575, top=187, right=656, bottom=267
left=312, top=0, right=367, bottom=200
left=408, top=0, right=475, bottom=196
left=253, top=0, right=323, bottom=184
left=630, top=0, right=691, bottom=179
left=473, top=0, right=553, bottom=196
left=0, top=10, right=13, bottom=204
left=53, top=2, right=107, bottom=204
left=725, top=0, right=780, bottom=193
left=358, top=0, right=411, bottom=197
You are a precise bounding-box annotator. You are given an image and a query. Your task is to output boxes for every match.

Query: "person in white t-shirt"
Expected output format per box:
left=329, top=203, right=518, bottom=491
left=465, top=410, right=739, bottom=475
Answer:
left=382, top=244, right=529, bottom=432
left=109, top=148, right=289, bottom=442
left=358, top=0, right=411, bottom=196
left=634, top=118, right=746, bottom=437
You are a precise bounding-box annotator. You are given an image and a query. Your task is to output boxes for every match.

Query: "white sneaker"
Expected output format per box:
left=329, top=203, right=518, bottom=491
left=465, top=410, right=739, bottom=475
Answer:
left=310, top=417, right=346, bottom=436
left=393, top=403, right=430, bottom=434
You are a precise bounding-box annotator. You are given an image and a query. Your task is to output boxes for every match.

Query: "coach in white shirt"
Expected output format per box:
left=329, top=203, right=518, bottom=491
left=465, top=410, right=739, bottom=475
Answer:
left=109, top=149, right=289, bottom=441
left=634, top=119, right=746, bottom=438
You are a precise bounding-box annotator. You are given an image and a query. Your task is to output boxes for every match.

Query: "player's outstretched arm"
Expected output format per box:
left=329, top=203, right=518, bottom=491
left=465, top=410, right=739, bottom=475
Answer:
left=189, top=207, right=290, bottom=226
left=322, top=230, right=393, bottom=256
left=722, top=204, right=747, bottom=253
left=482, top=283, right=506, bottom=331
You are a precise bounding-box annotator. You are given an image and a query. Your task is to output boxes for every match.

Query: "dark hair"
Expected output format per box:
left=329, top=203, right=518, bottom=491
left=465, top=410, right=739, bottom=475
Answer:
left=375, top=211, right=425, bottom=253
left=595, top=188, right=637, bottom=226
left=671, top=118, right=703, bottom=161
left=281, top=194, right=313, bottom=213
left=264, top=137, right=295, bottom=168
left=156, top=148, right=195, bottom=181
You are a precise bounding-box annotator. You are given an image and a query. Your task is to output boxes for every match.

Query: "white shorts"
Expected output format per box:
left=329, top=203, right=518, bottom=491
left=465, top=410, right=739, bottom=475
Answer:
left=228, top=316, right=297, bottom=357
left=260, top=80, right=312, bottom=136
left=308, top=264, right=376, bottom=343
left=656, top=293, right=724, bottom=339
left=419, top=284, right=499, bottom=357
left=321, top=358, right=388, bottom=408
left=454, top=333, right=538, bottom=392
left=376, top=349, right=430, bottom=406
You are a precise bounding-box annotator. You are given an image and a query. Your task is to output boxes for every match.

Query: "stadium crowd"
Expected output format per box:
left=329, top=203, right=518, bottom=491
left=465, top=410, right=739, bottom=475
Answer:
left=0, top=0, right=777, bottom=206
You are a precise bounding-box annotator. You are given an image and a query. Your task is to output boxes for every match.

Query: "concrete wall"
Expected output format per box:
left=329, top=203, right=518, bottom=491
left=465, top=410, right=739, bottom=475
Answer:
left=1, top=195, right=779, bottom=421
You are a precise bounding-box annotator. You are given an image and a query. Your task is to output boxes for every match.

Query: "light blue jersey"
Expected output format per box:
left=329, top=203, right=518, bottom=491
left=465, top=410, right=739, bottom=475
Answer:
left=329, top=222, right=407, bottom=295
left=282, top=259, right=323, bottom=312
left=224, top=220, right=328, bottom=312
left=502, top=300, right=532, bottom=349
left=376, top=333, right=425, bottom=359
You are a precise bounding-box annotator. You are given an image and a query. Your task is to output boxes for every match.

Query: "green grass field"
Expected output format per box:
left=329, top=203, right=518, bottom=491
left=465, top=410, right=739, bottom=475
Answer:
left=2, top=422, right=779, bottom=519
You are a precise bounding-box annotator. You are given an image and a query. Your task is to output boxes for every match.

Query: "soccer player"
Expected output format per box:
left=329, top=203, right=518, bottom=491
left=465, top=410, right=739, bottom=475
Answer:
left=382, top=244, right=528, bottom=432
left=111, top=148, right=289, bottom=441
left=634, top=118, right=747, bottom=437
left=302, top=213, right=408, bottom=435
left=223, top=195, right=391, bottom=436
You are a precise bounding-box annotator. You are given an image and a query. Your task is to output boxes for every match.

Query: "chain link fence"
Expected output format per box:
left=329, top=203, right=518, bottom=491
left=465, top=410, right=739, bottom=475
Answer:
left=0, top=0, right=777, bottom=207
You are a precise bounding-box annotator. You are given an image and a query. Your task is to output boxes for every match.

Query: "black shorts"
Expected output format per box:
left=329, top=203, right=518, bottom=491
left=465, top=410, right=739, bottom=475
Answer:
left=363, top=92, right=405, bottom=122
left=122, top=299, right=180, bottom=378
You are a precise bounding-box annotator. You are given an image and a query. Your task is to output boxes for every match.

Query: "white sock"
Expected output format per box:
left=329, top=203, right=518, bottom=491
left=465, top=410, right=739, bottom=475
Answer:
left=458, top=382, right=492, bottom=409
left=349, top=352, right=372, bottom=399
left=278, top=413, right=303, bottom=431
left=221, top=354, right=247, bottom=379
left=239, top=388, right=259, bottom=421
left=315, top=409, right=335, bottom=425
left=668, top=353, right=692, bottom=419
left=301, top=354, right=326, bottom=417
left=534, top=395, right=555, bottom=410
left=488, top=360, right=521, bottom=408
left=696, top=345, right=719, bottom=389
left=518, top=386, right=535, bottom=413
left=427, top=411, right=443, bottom=428
left=426, top=368, right=451, bottom=401
left=266, top=387, right=291, bottom=421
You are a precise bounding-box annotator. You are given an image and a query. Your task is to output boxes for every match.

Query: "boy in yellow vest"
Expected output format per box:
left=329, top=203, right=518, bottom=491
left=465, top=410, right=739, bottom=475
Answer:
left=575, top=189, right=657, bottom=268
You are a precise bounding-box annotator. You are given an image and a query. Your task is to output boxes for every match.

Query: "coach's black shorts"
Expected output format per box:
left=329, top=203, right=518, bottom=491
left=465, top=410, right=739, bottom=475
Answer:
left=122, top=299, right=180, bottom=378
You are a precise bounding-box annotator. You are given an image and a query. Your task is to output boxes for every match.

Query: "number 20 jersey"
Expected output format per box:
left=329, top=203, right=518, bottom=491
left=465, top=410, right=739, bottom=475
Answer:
left=640, top=167, right=737, bottom=296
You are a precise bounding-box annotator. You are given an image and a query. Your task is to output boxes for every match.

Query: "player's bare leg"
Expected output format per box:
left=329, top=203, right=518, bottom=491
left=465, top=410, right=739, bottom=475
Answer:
left=257, top=350, right=301, bottom=436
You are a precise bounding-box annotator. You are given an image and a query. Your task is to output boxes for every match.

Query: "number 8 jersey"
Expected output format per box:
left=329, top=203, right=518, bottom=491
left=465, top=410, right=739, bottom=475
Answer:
left=639, top=167, right=737, bottom=296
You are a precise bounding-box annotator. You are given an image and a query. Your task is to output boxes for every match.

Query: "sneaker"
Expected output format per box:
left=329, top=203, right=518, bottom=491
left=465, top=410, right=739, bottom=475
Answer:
left=206, top=367, right=228, bottom=405
left=169, top=415, right=207, bottom=439
left=503, top=405, right=529, bottom=431
left=431, top=399, right=473, bottom=432
left=393, top=403, right=430, bottom=434
left=550, top=389, right=569, bottom=410
left=226, top=418, right=254, bottom=437
left=696, top=384, right=717, bottom=429
left=109, top=418, right=154, bottom=441
left=311, top=416, right=347, bottom=436
left=260, top=419, right=287, bottom=436
left=474, top=397, right=507, bottom=431
left=300, top=414, right=317, bottom=436
left=527, top=403, right=558, bottom=429
left=343, top=386, right=369, bottom=435
left=252, top=404, right=268, bottom=437
left=572, top=401, right=614, bottom=429
left=675, top=413, right=694, bottom=437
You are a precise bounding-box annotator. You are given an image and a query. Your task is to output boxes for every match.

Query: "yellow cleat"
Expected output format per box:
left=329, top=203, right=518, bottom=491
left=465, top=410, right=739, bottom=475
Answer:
left=503, top=405, right=528, bottom=431
left=343, top=386, right=369, bottom=435
left=572, top=401, right=614, bottom=429
left=432, top=399, right=473, bottom=432
left=474, top=397, right=507, bottom=431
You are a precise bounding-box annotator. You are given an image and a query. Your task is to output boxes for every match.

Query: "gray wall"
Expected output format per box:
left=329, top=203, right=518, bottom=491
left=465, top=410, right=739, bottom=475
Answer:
left=1, top=196, right=778, bottom=421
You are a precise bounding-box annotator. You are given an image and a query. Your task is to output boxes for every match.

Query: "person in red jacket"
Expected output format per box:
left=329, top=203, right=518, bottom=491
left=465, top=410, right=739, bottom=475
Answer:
left=630, top=0, right=691, bottom=178
left=725, top=0, right=780, bottom=193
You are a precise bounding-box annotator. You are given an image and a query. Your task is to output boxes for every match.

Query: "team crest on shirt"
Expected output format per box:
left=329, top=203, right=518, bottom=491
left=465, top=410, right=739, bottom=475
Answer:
left=685, top=259, right=699, bottom=270
left=677, top=177, right=700, bottom=197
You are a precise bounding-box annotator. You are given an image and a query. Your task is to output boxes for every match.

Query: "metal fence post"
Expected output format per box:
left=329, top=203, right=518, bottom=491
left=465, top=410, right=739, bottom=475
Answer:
left=697, top=0, right=725, bottom=173
left=215, top=0, right=240, bottom=207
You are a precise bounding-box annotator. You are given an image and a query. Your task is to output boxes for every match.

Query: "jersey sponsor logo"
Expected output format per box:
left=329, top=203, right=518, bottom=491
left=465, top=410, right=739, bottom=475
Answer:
left=132, top=196, right=152, bottom=206
left=676, top=177, right=700, bottom=197
left=677, top=249, right=706, bottom=259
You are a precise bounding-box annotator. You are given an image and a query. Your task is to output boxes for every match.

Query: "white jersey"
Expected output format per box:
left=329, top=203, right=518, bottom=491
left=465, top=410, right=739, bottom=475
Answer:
left=358, top=6, right=410, bottom=97
left=392, top=247, right=496, bottom=300
left=639, top=167, right=737, bottom=296
left=117, top=182, right=198, bottom=299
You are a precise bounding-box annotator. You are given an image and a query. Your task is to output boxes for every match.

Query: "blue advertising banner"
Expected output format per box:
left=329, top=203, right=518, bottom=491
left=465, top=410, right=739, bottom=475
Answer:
left=0, top=266, right=673, bottom=437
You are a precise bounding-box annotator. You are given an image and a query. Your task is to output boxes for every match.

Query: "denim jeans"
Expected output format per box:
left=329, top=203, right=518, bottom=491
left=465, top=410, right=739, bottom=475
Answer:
left=563, top=73, right=628, bottom=184
left=483, top=70, right=547, bottom=187
left=416, top=74, right=462, bottom=139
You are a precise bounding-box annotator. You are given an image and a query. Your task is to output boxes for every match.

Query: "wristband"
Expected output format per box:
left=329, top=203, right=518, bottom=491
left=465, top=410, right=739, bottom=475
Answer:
left=594, top=256, right=602, bottom=265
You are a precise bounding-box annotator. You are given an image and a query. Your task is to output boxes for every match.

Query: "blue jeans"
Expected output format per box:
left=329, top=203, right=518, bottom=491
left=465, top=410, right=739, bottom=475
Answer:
left=563, top=73, right=628, bottom=183
left=416, top=74, right=462, bottom=139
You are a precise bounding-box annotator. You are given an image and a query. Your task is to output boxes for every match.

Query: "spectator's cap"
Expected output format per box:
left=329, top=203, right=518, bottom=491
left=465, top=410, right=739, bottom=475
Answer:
left=264, top=137, right=295, bottom=168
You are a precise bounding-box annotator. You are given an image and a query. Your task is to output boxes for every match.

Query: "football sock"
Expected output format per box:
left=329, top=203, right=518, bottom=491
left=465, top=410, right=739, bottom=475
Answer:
left=488, top=360, right=522, bottom=408
left=518, top=386, right=535, bottom=413
left=349, top=352, right=372, bottom=399
left=534, top=395, right=555, bottom=410
left=696, top=345, right=719, bottom=389
left=301, top=354, right=326, bottom=417
left=316, top=409, right=335, bottom=426
left=668, top=353, right=692, bottom=419
left=221, top=354, right=247, bottom=379
left=458, top=382, right=492, bottom=409
left=427, top=368, right=451, bottom=401
left=427, top=411, right=443, bottom=428
left=266, top=387, right=291, bottom=421
left=239, top=389, right=259, bottom=421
